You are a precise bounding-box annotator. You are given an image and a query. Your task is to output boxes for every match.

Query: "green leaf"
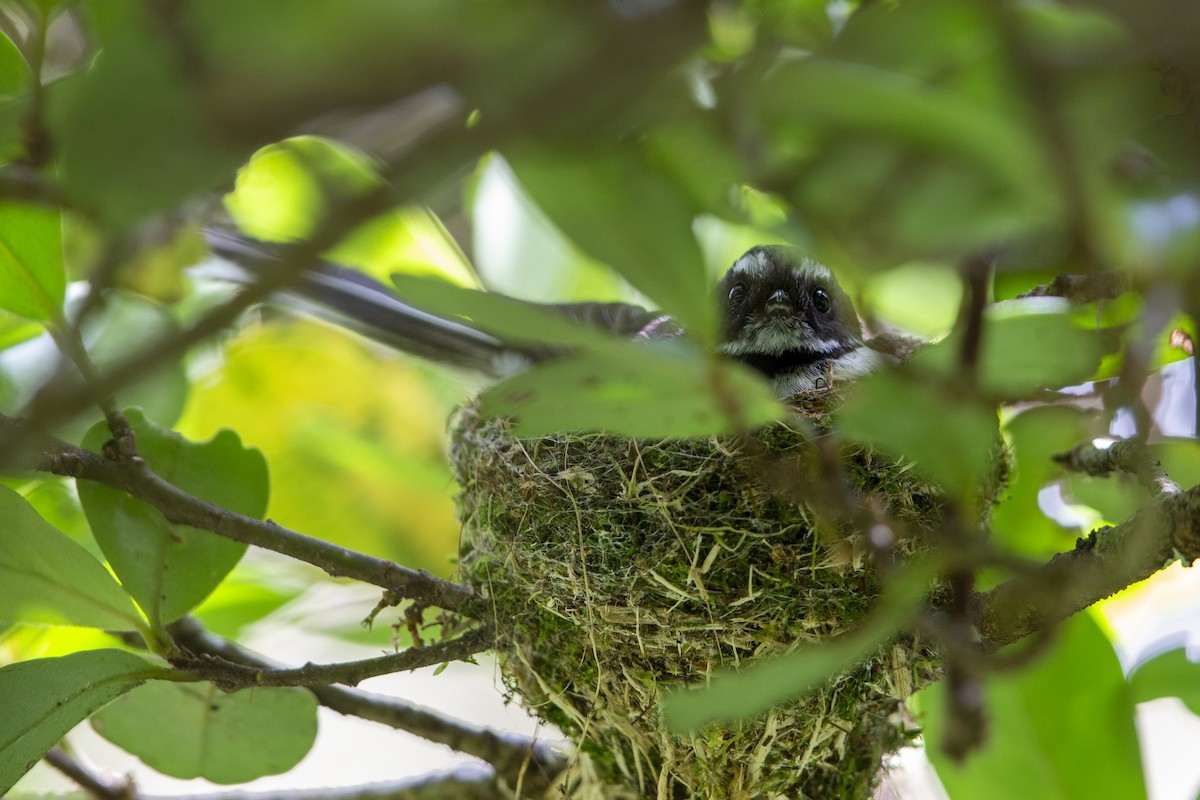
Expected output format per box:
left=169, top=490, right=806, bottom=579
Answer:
left=47, top=0, right=240, bottom=225
left=92, top=681, right=317, bottom=783
left=759, top=59, right=1043, bottom=200
left=838, top=371, right=998, bottom=507
left=0, top=202, right=64, bottom=321
left=913, top=299, right=1118, bottom=399
left=79, top=293, right=189, bottom=430
left=480, top=341, right=782, bottom=438
left=990, top=406, right=1086, bottom=562
left=78, top=409, right=269, bottom=626
left=664, top=563, right=931, bottom=732
left=915, top=613, right=1145, bottom=800
left=0, top=292, right=188, bottom=439
left=507, top=144, right=715, bottom=340
left=0, top=29, right=29, bottom=96
left=0, top=649, right=156, bottom=796
left=224, top=136, right=381, bottom=243
left=0, top=484, right=144, bottom=631
left=1152, top=439, right=1200, bottom=491
left=1129, top=648, right=1200, bottom=716
left=471, top=155, right=638, bottom=302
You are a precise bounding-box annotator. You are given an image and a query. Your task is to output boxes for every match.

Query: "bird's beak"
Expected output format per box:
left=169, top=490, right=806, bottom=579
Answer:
left=764, top=289, right=792, bottom=316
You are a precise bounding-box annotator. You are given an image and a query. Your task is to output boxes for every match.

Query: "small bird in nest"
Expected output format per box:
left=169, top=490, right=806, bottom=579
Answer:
left=205, top=233, right=901, bottom=397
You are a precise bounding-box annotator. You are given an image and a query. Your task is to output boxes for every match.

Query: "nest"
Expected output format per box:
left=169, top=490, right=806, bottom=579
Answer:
left=451, top=395, right=995, bottom=799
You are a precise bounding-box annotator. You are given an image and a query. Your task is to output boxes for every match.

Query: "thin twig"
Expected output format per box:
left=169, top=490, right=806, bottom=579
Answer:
left=169, top=618, right=568, bottom=791
left=172, top=626, right=493, bottom=690
left=52, top=760, right=506, bottom=800
left=45, top=747, right=131, bottom=800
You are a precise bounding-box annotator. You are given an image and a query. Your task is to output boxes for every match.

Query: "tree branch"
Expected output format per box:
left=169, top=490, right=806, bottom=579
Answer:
left=48, top=748, right=506, bottom=800
left=45, top=747, right=130, bottom=800
left=1016, top=272, right=1129, bottom=303
left=1053, top=439, right=1182, bottom=497
left=0, top=412, right=479, bottom=614
left=172, top=626, right=493, bottom=690
left=972, top=485, right=1200, bottom=650
left=169, top=618, right=567, bottom=791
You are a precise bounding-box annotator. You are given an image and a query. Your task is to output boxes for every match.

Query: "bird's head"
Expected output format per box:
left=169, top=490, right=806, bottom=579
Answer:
left=716, top=246, right=864, bottom=360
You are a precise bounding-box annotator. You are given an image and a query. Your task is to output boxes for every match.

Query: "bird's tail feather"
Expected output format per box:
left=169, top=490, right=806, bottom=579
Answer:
left=202, top=229, right=522, bottom=376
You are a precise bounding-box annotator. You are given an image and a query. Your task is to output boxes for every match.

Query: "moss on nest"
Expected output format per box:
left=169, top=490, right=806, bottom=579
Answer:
left=451, top=396, right=988, bottom=799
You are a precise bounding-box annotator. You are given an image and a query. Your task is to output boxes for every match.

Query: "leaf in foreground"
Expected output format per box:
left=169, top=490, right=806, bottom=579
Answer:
left=0, top=484, right=144, bottom=631
left=78, top=409, right=269, bottom=626
left=914, top=613, right=1145, bottom=800
left=481, top=340, right=781, bottom=438
left=1129, top=647, right=1200, bottom=717
left=0, top=649, right=156, bottom=795
left=92, top=681, right=318, bottom=783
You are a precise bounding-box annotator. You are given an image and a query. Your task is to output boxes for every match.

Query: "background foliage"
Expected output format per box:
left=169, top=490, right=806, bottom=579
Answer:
left=0, top=0, right=1199, bottom=798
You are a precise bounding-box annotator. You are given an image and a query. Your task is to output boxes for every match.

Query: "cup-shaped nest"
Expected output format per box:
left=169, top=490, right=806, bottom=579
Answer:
left=452, top=399, right=1001, bottom=799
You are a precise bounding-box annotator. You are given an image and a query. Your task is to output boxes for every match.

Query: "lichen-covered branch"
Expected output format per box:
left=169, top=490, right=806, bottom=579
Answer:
left=0, top=412, right=479, bottom=614
left=1053, top=440, right=1182, bottom=497
left=1015, top=272, right=1129, bottom=303
left=972, top=485, right=1200, bottom=650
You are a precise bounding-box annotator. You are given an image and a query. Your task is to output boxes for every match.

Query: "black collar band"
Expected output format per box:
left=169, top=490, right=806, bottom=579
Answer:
left=736, top=343, right=855, bottom=379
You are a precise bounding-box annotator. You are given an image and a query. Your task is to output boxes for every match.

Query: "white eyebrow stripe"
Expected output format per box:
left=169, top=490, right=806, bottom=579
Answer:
left=728, top=250, right=771, bottom=278
left=727, top=251, right=835, bottom=284
left=795, top=258, right=832, bottom=282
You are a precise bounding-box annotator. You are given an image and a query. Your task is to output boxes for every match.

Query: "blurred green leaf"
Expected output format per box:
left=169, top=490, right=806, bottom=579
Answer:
left=390, top=272, right=621, bottom=349
left=752, top=0, right=832, bottom=51
left=191, top=570, right=303, bottom=640
left=0, top=310, right=42, bottom=351
left=0, top=292, right=188, bottom=438
left=915, top=613, right=1145, bottom=800
left=759, top=59, right=1044, bottom=198
left=1064, top=472, right=1147, bottom=526
left=80, top=293, right=189, bottom=429
left=1151, top=439, right=1200, bottom=489
left=78, top=409, right=268, bottom=626
left=913, top=299, right=1118, bottom=398
left=0, top=29, right=29, bottom=96
left=665, top=562, right=931, bottom=731
left=863, top=262, right=962, bottom=337
left=332, top=206, right=479, bottom=289
left=507, top=144, right=715, bottom=340
left=838, top=371, right=998, bottom=507
left=470, top=154, right=636, bottom=302
left=0, top=202, right=64, bottom=321
left=481, top=341, right=781, bottom=438
left=224, top=136, right=380, bottom=243
left=0, top=484, right=143, bottom=631
left=643, top=116, right=742, bottom=219
left=0, top=649, right=156, bottom=796
left=92, top=681, right=317, bottom=783
left=1129, top=648, right=1200, bottom=716
left=47, top=0, right=241, bottom=225
left=990, top=406, right=1086, bottom=562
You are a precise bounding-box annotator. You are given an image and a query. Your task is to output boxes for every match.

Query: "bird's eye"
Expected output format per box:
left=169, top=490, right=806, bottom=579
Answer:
left=813, top=287, right=832, bottom=314
left=728, top=283, right=746, bottom=304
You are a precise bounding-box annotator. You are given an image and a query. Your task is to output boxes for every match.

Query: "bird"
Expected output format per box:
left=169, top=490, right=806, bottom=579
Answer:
left=203, top=232, right=883, bottom=398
